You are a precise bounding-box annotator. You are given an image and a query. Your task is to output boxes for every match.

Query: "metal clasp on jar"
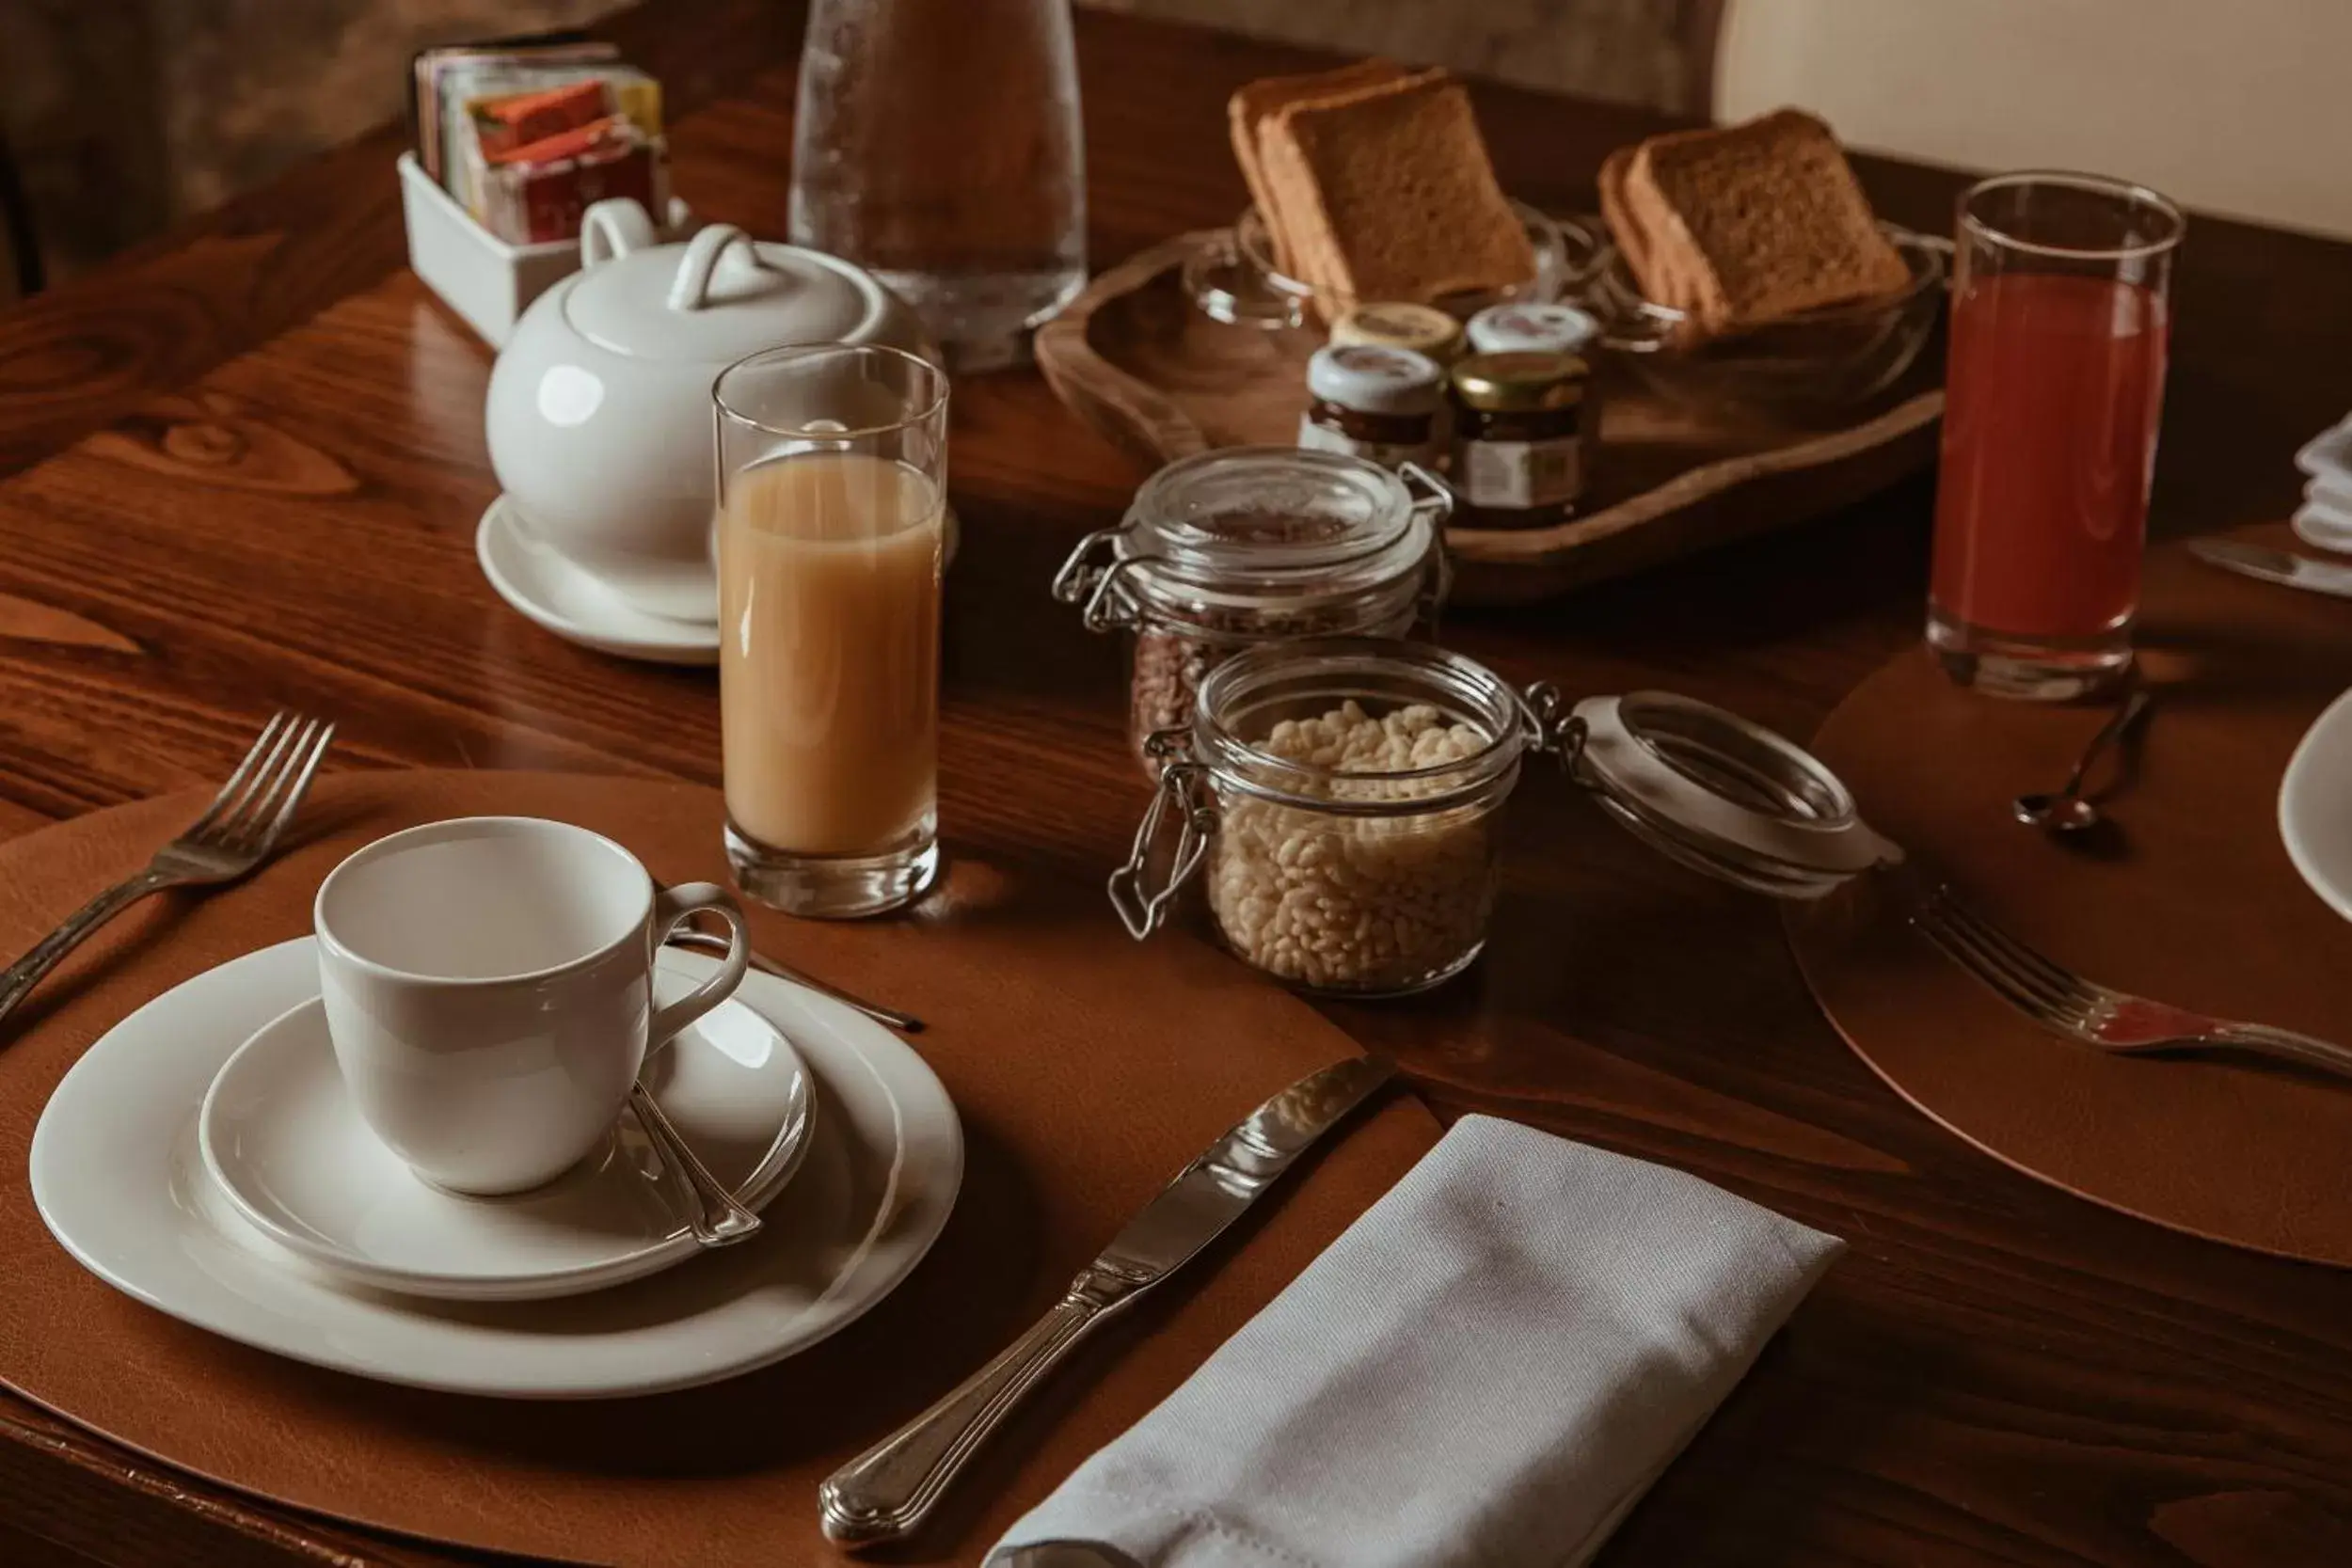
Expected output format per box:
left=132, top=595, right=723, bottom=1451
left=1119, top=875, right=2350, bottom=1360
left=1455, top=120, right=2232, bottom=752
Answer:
left=1106, top=729, right=1220, bottom=939
left=1517, top=680, right=1589, bottom=771
left=1050, top=530, right=1164, bottom=634
left=1400, top=461, right=1455, bottom=626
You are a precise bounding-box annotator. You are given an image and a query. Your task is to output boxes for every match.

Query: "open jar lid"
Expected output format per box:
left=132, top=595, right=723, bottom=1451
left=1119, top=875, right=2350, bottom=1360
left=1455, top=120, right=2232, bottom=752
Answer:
left=1558, top=691, right=1901, bottom=897
left=1053, top=448, right=1450, bottom=633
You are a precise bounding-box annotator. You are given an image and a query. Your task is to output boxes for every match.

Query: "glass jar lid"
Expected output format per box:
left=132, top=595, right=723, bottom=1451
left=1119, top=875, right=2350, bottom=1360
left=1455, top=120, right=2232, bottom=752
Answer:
left=1052, top=448, right=1450, bottom=633
left=1552, top=691, right=1901, bottom=896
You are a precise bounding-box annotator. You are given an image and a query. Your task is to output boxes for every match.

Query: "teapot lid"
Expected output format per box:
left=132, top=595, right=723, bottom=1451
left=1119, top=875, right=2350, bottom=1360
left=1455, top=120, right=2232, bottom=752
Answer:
left=564, top=218, right=888, bottom=363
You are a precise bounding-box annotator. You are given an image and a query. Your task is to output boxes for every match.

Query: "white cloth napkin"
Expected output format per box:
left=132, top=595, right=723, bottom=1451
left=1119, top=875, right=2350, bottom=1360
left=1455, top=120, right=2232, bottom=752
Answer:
left=988, top=1114, right=1842, bottom=1568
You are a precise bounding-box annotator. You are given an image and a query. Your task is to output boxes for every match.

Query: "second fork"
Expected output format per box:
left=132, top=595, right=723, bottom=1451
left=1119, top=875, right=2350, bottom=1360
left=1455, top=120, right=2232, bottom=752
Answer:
left=1909, top=881, right=2352, bottom=1081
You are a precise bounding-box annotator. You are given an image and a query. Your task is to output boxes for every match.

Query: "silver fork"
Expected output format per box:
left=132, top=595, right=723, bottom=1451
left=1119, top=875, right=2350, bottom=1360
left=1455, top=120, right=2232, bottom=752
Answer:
left=0, top=712, right=335, bottom=1033
left=1909, top=882, right=2352, bottom=1081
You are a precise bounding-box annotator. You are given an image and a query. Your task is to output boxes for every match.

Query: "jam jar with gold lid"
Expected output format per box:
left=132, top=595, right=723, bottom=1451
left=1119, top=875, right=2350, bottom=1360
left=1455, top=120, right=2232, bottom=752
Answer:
left=1052, top=448, right=1452, bottom=777
left=1448, top=349, right=1591, bottom=528
left=1329, top=302, right=1467, bottom=365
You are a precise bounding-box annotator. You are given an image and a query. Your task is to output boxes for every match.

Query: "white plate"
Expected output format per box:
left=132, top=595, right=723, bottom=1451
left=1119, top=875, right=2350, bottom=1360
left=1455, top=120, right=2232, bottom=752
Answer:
left=30, top=941, right=961, bottom=1399
left=197, top=990, right=815, bottom=1302
left=475, top=493, right=962, bottom=667
left=2280, top=686, right=2352, bottom=923
left=475, top=496, right=721, bottom=666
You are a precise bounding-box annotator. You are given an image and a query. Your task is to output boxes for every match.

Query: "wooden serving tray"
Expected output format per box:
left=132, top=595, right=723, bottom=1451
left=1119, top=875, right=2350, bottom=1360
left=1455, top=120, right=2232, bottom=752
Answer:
left=1037, top=232, right=1947, bottom=607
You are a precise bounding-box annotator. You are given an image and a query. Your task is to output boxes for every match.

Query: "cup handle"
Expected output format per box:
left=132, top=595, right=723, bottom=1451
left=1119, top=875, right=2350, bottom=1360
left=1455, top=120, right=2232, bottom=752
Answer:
left=647, top=882, right=751, bottom=1047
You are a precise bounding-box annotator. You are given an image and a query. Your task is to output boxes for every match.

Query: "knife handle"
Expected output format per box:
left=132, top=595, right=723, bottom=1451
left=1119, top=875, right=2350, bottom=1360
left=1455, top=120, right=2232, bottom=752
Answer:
left=818, top=1265, right=1141, bottom=1546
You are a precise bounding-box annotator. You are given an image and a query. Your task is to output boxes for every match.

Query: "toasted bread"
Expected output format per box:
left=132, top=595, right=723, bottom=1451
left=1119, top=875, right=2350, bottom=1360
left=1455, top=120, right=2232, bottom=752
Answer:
left=1258, top=71, right=1535, bottom=314
left=1229, top=60, right=1407, bottom=275
left=1597, top=146, right=1671, bottom=304
left=1626, top=108, right=1909, bottom=334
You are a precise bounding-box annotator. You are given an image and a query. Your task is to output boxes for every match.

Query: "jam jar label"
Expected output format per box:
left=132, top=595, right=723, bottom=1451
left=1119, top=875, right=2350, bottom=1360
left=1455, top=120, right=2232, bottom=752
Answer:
left=1460, top=436, right=1582, bottom=510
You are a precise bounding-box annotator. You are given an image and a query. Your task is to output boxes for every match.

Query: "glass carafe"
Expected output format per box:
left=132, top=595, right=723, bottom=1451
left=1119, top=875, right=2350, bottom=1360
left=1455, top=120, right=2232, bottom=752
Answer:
left=789, top=0, right=1088, bottom=372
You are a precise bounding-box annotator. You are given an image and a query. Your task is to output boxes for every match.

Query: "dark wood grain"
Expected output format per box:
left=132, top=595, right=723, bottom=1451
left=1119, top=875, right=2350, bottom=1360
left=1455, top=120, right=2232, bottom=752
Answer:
left=0, top=3, right=2349, bottom=1566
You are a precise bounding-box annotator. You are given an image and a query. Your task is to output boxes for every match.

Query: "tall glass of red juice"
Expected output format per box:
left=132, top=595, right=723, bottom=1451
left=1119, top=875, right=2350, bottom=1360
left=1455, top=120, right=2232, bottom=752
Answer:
left=1929, top=172, right=2184, bottom=700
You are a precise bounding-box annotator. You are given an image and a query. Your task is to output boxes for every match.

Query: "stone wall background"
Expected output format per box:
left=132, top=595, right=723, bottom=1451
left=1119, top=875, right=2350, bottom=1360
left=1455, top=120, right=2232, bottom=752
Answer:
left=0, top=0, right=1694, bottom=293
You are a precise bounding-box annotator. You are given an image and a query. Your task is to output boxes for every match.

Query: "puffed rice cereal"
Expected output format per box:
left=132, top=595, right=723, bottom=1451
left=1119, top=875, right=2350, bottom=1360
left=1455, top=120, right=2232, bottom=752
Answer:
left=1206, top=700, right=1499, bottom=991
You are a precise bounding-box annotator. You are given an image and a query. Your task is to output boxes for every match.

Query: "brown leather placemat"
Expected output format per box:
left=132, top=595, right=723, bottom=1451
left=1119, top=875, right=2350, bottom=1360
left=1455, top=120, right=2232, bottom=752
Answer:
left=0, top=770, right=1438, bottom=1565
left=1788, top=531, right=2352, bottom=1264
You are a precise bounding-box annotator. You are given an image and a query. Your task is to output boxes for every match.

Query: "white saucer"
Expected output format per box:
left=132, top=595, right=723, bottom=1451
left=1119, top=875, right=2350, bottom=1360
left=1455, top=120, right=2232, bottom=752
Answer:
left=198, top=990, right=814, bottom=1302
left=475, top=493, right=963, bottom=666
left=475, top=496, right=720, bottom=666
left=2280, top=686, right=2352, bottom=924
left=30, top=942, right=961, bottom=1399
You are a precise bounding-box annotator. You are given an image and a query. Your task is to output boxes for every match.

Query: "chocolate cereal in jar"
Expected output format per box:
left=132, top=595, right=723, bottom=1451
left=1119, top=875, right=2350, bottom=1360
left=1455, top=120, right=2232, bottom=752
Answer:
left=1050, top=448, right=1451, bottom=778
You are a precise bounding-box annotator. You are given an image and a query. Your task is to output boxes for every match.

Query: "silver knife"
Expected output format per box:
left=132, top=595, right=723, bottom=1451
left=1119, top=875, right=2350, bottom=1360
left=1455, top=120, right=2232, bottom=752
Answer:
left=2188, top=537, right=2352, bottom=598
left=817, top=1054, right=1397, bottom=1546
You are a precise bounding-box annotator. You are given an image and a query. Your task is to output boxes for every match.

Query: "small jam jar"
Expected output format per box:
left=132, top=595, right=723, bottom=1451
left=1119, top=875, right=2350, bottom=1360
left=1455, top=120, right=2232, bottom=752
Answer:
left=1465, top=301, right=1601, bottom=356
left=1051, top=449, right=1452, bottom=777
left=1448, top=350, right=1591, bottom=528
left=1298, top=344, right=1445, bottom=471
left=1329, top=302, right=1468, bottom=365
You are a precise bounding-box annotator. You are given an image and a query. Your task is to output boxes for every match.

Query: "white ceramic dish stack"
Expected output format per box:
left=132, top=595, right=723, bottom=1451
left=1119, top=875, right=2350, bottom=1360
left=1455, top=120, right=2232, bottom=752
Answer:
left=30, top=942, right=962, bottom=1398
left=2280, top=687, right=2352, bottom=924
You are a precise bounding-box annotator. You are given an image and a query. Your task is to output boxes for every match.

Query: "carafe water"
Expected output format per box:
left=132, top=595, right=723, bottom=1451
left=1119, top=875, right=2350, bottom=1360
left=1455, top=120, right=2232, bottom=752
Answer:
left=788, top=0, right=1088, bottom=372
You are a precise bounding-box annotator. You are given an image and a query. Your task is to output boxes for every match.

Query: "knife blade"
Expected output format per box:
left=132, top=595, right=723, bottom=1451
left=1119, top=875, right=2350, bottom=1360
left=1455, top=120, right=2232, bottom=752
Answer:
left=818, top=1054, right=1397, bottom=1547
left=2188, top=537, right=2352, bottom=599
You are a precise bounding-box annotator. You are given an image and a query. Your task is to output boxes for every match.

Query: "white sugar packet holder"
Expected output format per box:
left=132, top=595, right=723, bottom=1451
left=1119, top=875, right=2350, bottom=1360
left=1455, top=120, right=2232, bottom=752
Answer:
left=989, top=1114, right=1842, bottom=1568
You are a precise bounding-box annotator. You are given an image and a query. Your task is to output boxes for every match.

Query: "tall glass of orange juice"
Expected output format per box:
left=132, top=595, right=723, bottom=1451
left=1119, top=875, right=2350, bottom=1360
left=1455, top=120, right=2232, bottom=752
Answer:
left=713, top=344, right=948, bottom=917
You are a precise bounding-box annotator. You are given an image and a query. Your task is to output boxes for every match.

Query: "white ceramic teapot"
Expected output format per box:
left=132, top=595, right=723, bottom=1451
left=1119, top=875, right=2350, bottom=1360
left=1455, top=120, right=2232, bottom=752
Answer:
left=485, top=198, right=931, bottom=623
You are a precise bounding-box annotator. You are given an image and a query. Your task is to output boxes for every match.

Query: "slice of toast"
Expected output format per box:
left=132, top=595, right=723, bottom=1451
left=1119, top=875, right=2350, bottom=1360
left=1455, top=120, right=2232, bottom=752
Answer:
left=1597, top=145, right=1676, bottom=307
left=1259, top=71, right=1536, bottom=313
left=1626, top=108, right=1909, bottom=334
left=1228, top=60, right=1407, bottom=276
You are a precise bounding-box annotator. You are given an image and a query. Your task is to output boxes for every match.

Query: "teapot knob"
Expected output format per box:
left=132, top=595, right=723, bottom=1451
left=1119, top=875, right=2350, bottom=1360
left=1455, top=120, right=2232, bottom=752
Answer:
left=580, top=199, right=660, bottom=267
left=667, top=225, right=771, bottom=313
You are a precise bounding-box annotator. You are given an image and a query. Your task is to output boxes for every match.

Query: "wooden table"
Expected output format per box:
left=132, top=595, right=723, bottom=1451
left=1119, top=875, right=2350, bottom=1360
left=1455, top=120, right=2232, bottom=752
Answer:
left=4, top=3, right=2350, bottom=1563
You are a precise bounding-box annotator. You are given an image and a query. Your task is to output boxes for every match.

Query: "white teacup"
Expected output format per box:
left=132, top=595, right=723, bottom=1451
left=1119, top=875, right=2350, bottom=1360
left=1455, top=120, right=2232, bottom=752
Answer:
left=313, top=816, right=750, bottom=1195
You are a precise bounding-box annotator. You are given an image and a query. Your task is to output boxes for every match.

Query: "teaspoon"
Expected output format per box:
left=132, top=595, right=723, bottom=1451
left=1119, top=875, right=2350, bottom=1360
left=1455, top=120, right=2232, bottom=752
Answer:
left=629, top=1082, right=762, bottom=1246
left=2012, top=688, right=2153, bottom=833
left=668, top=927, right=924, bottom=1034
